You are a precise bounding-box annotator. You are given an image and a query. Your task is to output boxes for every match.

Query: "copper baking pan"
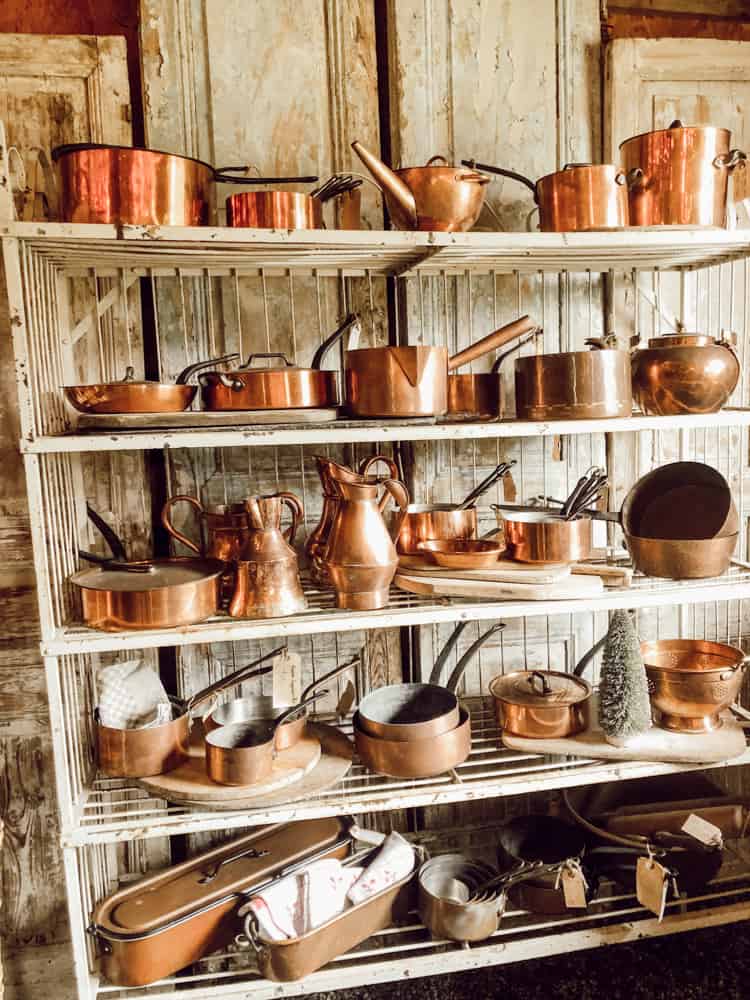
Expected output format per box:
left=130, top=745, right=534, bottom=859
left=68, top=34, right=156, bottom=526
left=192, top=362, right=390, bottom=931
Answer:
left=63, top=356, right=237, bottom=415
left=198, top=314, right=356, bottom=410
left=89, top=818, right=352, bottom=986
left=96, top=648, right=279, bottom=778
left=354, top=706, right=472, bottom=778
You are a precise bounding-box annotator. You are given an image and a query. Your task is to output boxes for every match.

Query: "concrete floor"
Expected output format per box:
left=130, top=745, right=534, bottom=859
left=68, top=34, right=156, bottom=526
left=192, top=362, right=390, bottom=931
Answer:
left=307, top=921, right=750, bottom=1000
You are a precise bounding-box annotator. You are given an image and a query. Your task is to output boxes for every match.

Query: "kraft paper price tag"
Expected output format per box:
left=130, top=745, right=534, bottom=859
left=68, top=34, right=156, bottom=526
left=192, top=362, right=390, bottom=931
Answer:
left=681, top=813, right=723, bottom=849
left=346, top=317, right=362, bottom=351
left=335, top=679, right=356, bottom=718
left=561, top=865, right=588, bottom=909
left=636, top=856, right=670, bottom=921
left=272, top=649, right=301, bottom=707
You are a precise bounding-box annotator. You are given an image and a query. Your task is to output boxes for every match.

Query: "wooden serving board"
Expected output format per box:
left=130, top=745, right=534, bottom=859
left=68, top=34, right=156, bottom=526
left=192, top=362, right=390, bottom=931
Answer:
left=398, top=555, right=631, bottom=588
left=77, top=407, right=339, bottom=430
left=164, top=724, right=353, bottom=811
left=502, top=693, right=746, bottom=765
left=394, top=571, right=604, bottom=601
left=137, top=734, right=321, bottom=804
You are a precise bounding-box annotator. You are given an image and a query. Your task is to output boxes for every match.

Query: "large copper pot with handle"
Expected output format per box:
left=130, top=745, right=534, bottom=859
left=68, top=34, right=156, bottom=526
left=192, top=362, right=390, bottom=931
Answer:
left=620, top=120, right=746, bottom=227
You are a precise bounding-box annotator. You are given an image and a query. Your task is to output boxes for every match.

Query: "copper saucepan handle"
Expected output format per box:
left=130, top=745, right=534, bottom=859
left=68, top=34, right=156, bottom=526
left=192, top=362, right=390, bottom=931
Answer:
left=448, top=315, right=538, bottom=371
left=301, top=655, right=361, bottom=701
left=445, top=622, right=506, bottom=693
left=161, top=495, right=205, bottom=556
left=186, top=645, right=285, bottom=714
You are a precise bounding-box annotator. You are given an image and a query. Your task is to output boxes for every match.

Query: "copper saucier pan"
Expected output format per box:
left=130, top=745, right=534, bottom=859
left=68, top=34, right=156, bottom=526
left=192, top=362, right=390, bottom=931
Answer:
left=96, top=648, right=281, bottom=778
left=198, top=314, right=358, bottom=410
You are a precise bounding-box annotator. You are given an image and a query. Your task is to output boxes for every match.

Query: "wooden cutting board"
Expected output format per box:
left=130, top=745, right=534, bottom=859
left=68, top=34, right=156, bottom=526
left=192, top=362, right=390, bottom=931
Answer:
left=137, top=734, right=321, bottom=803
left=398, top=555, right=631, bottom=587
left=394, top=571, right=605, bottom=601
left=502, top=693, right=746, bottom=765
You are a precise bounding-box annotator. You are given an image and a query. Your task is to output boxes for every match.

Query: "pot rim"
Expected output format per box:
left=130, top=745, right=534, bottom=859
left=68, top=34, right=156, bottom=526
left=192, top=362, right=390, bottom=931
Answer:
left=515, top=348, right=627, bottom=362
left=536, top=163, right=622, bottom=186
left=70, top=557, right=224, bottom=593
left=345, top=345, right=448, bottom=359
left=51, top=142, right=216, bottom=174
left=226, top=190, right=317, bottom=202
left=619, top=124, right=731, bottom=148
left=640, top=639, right=746, bottom=674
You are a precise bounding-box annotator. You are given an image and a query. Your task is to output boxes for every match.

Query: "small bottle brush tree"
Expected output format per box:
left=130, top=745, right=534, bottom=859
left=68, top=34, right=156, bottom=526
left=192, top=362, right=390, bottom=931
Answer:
left=598, top=609, right=652, bottom=745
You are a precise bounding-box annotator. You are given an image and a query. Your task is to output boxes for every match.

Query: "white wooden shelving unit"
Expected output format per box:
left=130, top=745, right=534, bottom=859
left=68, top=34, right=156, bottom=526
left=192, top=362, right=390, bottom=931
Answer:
left=4, top=223, right=750, bottom=1000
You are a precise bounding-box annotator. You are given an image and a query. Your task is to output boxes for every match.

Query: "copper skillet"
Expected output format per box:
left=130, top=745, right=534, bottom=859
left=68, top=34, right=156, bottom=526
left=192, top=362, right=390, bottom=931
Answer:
left=356, top=622, right=505, bottom=741
left=205, top=655, right=361, bottom=750
left=198, top=314, right=358, bottom=411
left=96, top=648, right=282, bottom=779
left=63, top=355, right=239, bottom=415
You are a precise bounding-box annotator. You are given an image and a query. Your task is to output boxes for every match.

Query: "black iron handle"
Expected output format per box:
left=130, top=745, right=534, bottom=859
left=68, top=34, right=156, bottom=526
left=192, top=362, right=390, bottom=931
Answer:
left=310, top=313, right=359, bottom=369
left=461, top=159, right=538, bottom=198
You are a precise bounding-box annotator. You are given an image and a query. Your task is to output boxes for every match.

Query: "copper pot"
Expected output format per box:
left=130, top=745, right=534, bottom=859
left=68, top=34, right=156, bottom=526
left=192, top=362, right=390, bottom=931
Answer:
left=620, top=120, right=747, bottom=227
left=641, top=639, right=747, bottom=734
left=466, top=160, right=629, bottom=231
left=397, top=504, right=478, bottom=556
left=352, top=141, right=488, bottom=231
left=496, top=816, right=588, bottom=914
left=63, top=356, right=237, bottom=415
left=199, top=315, right=356, bottom=411
left=161, top=496, right=250, bottom=563
left=489, top=670, right=592, bottom=739
left=631, top=333, right=740, bottom=416
left=96, top=648, right=279, bottom=778
left=354, top=706, right=472, bottom=778
left=227, top=191, right=323, bottom=229
left=346, top=319, right=533, bottom=418
left=495, top=509, right=593, bottom=564
left=513, top=340, right=632, bottom=420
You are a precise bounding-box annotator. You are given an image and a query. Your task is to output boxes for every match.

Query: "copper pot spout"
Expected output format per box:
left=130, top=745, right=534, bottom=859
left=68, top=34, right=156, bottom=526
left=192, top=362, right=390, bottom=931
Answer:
left=351, top=140, right=418, bottom=229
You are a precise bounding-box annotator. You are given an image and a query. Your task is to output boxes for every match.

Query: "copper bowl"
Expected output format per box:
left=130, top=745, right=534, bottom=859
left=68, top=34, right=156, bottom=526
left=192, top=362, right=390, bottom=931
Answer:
left=631, top=335, right=740, bottom=416
left=641, top=639, right=747, bottom=733
left=418, top=539, right=502, bottom=569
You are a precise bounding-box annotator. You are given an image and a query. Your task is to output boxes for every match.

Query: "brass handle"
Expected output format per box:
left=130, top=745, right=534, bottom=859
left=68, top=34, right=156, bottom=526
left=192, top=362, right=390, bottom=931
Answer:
left=615, top=171, right=627, bottom=186
left=242, top=352, right=295, bottom=369
left=528, top=671, right=552, bottom=696
left=379, top=478, right=411, bottom=542
left=358, top=453, right=399, bottom=479
left=160, top=495, right=205, bottom=556
left=448, top=315, right=538, bottom=371
left=714, top=149, right=747, bottom=171
left=198, top=847, right=271, bottom=884
left=425, top=155, right=449, bottom=167
left=625, top=167, right=645, bottom=189
left=276, top=491, right=304, bottom=545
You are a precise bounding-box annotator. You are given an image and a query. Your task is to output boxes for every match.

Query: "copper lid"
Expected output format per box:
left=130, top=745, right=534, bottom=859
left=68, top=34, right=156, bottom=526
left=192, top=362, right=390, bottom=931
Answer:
left=71, top=558, right=223, bottom=593
left=490, top=670, right=591, bottom=707
left=646, top=334, right=717, bottom=349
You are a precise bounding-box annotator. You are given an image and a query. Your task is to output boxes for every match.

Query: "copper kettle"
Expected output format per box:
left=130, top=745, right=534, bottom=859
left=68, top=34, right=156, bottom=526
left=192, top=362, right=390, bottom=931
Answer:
left=351, top=140, right=489, bottom=232
left=229, top=493, right=307, bottom=619
left=324, top=472, right=410, bottom=610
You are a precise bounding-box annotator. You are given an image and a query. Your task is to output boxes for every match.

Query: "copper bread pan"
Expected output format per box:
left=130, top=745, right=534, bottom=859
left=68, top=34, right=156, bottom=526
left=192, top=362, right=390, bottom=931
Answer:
left=245, top=850, right=418, bottom=981
left=89, top=817, right=352, bottom=987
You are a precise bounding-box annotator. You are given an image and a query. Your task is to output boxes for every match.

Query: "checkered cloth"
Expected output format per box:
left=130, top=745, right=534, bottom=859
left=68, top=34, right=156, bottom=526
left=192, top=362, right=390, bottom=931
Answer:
left=97, top=659, right=173, bottom=730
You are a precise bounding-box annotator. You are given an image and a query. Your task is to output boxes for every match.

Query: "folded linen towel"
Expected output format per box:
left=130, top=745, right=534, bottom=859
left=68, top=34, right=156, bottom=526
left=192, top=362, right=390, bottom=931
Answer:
left=97, top=659, right=172, bottom=730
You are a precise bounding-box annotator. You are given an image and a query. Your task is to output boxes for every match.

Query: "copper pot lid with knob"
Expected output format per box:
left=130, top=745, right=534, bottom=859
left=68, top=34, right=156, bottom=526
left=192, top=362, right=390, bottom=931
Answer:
left=489, top=670, right=592, bottom=707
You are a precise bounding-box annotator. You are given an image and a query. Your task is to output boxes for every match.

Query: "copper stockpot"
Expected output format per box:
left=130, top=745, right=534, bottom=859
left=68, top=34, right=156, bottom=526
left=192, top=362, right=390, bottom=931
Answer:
left=397, top=504, right=478, bottom=556
left=466, top=160, right=629, bottom=231
left=346, top=318, right=535, bottom=418
left=226, top=190, right=323, bottom=229
left=354, top=706, right=472, bottom=778
left=96, top=650, right=279, bottom=778
left=495, top=509, right=593, bottom=564
left=489, top=670, right=592, bottom=739
left=620, top=120, right=747, bottom=227
left=513, top=341, right=632, bottom=420
left=641, top=639, right=748, bottom=733
left=631, top=333, right=740, bottom=416
left=199, top=315, right=356, bottom=411
left=352, top=140, right=488, bottom=231
left=64, top=356, right=237, bottom=415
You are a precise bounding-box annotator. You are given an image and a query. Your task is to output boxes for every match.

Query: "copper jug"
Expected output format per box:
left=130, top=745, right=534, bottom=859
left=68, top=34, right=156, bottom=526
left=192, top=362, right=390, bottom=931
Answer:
left=229, top=493, right=307, bottom=619
left=325, top=474, right=410, bottom=610
left=161, top=496, right=250, bottom=562
left=306, top=454, right=399, bottom=585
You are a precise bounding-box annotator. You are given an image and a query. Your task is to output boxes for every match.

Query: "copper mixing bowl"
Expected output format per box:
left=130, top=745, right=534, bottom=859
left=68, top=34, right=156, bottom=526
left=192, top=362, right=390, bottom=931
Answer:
left=641, top=639, right=747, bottom=733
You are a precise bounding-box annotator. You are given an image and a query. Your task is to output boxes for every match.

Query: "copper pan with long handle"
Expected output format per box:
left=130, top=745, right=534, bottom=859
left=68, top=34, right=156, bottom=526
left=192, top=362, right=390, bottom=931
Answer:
left=345, top=319, right=537, bottom=418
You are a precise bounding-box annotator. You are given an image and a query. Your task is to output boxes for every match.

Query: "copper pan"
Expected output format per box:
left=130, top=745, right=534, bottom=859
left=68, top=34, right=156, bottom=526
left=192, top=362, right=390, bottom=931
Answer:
left=496, top=815, right=588, bottom=914
left=620, top=120, right=746, bottom=227
left=96, top=648, right=281, bottom=778
left=227, top=191, right=322, bottom=229
left=494, top=508, right=593, bottom=564
left=631, top=333, right=740, bottom=416
left=205, top=655, right=360, bottom=750
left=465, top=159, right=629, bottom=232
left=63, top=356, right=238, bottom=415
left=346, top=319, right=535, bottom=419
left=354, top=706, right=472, bottom=777
left=357, top=623, right=503, bottom=742
left=198, top=314, right=356, bottom=411
left=447, top=316, right=540, bottom=419
left=625, top=533, right=737, bottom=580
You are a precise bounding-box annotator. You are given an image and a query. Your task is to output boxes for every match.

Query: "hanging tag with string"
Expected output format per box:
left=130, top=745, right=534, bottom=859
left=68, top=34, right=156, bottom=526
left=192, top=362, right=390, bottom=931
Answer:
left=557, top=858, right=588, bottom=909
left=636, top=848, right=672, bottom=921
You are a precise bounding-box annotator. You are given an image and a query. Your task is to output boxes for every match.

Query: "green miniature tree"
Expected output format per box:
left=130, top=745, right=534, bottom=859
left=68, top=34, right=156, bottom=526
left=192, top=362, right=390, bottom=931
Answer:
left=598, top=609, right=652, bottom=744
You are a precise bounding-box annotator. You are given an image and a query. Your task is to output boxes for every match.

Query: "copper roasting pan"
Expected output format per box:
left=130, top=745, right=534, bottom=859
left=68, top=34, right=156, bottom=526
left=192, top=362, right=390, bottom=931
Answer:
left=246, top=852, right=419, bottom=982
left=89, top=818, right=351, bottom=987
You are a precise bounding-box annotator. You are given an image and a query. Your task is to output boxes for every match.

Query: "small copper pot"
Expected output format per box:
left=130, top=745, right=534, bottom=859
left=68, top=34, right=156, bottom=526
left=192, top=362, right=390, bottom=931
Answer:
left=226, top=191, right=323, bottom=229
left=497, top=509, right=593, bottom=564
left=489, top=670, right=592, bottom=739
left=397, top=504, right=478, bottom=556
left=631, top=333, right=740, bottom=416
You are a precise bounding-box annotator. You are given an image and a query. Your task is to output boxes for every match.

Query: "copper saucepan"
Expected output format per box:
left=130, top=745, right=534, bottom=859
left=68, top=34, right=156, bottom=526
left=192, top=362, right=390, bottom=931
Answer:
left=354, top=706, right=472, bottom=778
left=52, top=142, right=318, bottom=226
left=496, top=815, right=589, bottom=914
left=205, top=690, right=327, bottom=786
left=63, top=356, right=238, bottom=415
left=619, top=120, right=747, bottom=227
left=226, top=172, right=363, bottom=229
left=464, top=159, right=630, bottom=231
left=494, top=509, right=593, bottom=564
left=346, top=321, right=532, bottom=419
left=357, top=622, right=504, bottom=742
left=96, top=647, right=281, bottom=778
left=205, top=655, right=360, bottom=750
left=198, top=314, right=357, bottom=411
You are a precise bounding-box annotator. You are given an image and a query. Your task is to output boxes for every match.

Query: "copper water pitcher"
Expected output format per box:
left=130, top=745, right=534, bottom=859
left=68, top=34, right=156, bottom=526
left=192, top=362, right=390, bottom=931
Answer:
left=229, top=493, right=307, bottom=619
left=325, top=475, right=410, bottom=610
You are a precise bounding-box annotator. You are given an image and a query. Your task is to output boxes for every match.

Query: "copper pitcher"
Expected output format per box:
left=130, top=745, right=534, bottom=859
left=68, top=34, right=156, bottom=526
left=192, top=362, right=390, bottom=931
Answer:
left=325, top=474, right=410, bottom=610
left=161, top=496, right=250, bottom=562
left=306, top=454, right=399, bottom=584
left=229, top=493, right=307, bottom=619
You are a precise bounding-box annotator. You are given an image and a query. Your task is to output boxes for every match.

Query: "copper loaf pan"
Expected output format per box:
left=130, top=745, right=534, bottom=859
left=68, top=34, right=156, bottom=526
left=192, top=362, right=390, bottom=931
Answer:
left=247, top=852, right=418, bottom=981
left=89, top=818, right=351, bottom=987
